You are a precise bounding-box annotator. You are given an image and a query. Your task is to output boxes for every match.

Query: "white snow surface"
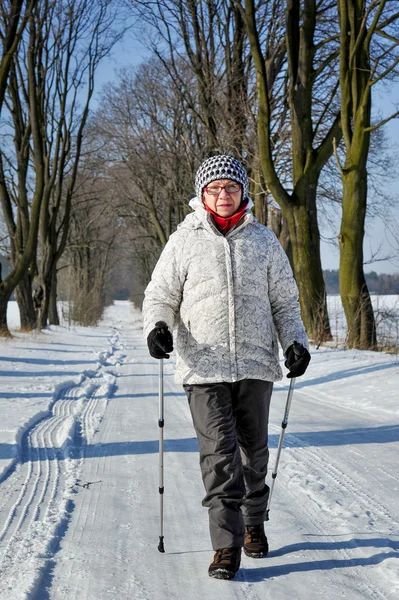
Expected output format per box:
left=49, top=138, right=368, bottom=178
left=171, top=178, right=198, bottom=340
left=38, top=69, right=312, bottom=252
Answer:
left=0, top=301, right=398, bottom=599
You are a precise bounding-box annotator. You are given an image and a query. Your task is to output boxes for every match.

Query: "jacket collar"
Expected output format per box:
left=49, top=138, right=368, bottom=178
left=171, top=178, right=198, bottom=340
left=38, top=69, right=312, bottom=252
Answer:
left=205, top=201, right=249, bottom=234
left=192, top=201, right=253, bottom=236
left=177, top=196, right=254, bottom=235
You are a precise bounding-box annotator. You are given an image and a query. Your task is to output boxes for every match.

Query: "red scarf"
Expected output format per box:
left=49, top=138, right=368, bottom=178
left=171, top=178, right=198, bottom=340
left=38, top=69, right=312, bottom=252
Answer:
left=205, top=201, right=249, bottom=234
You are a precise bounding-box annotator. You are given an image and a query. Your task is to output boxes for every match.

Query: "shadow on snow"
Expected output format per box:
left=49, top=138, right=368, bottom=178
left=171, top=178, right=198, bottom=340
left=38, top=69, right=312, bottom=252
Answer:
left=0, top=424, right=398, bottom=463
left=237, top=536, right=399, bottom=582
left=279, top=360, right=399, bottom=390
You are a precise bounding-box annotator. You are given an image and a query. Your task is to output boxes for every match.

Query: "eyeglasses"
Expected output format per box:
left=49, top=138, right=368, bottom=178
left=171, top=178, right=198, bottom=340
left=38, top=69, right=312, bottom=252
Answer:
left=204, top=183, right=241, bottom=195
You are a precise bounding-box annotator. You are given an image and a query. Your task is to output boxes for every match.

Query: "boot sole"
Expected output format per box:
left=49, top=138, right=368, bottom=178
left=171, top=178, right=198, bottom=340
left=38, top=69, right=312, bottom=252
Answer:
left=243, top=548, right=268, bottom=558
left=208, top=568, right=237, bottom=580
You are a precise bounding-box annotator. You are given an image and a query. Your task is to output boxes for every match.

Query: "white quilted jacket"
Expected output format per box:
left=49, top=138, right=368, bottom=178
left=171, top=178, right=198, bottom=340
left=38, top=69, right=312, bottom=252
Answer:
left=142, top=199, right=308, bottom=384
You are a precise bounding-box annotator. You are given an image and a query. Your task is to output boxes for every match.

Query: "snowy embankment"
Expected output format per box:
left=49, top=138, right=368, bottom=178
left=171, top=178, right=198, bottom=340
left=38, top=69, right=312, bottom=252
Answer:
left=0, top=301, right=398, bottom=600
left=327, top=294, right=399, bottom=348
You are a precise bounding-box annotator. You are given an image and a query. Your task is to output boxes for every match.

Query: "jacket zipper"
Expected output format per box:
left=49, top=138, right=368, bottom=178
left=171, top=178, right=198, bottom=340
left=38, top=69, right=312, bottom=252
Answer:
left=223, top=237, right=237, bottom=381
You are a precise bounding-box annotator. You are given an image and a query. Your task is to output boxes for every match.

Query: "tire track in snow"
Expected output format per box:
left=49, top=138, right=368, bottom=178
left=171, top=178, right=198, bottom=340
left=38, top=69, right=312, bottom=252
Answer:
left=274, top=379, right=399, bottom=485
left=0, top=386, right=82, bottom=545
left=268, top=416, right=397, bottom=599
left=46, top=367, right=126, bottom=600
left=0, top=327, right=123, bottom=599
left=269, top=421, right=398, bottom=532
left=276, top=477, right=393, bottom=600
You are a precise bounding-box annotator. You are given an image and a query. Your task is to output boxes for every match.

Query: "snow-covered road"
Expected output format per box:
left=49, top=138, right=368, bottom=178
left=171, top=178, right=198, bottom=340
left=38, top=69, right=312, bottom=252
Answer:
left=0, top=302, right=398, bottom=599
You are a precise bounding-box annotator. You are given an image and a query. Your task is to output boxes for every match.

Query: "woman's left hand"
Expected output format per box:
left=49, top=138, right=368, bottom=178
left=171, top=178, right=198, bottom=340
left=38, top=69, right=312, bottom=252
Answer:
left=284, top=342, right=311, bottom=378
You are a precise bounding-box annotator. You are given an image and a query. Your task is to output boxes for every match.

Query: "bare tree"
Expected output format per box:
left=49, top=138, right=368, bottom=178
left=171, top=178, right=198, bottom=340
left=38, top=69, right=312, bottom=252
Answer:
left=2, top=58, right=36, bottom=329
left=240, top=0, right=342, bottom=343
left=0, top=2, right=46, bottom=335
left=60, top=169, right=121, bottom=326
left=0, top=0, right=127, bottom=335
left=130, top=0, right=253, bottom=158
left=336, top=0, right=399, bottom=348
left=90, top=57, right=204, bottom=265
left=35, top=0, right=127, bottom=329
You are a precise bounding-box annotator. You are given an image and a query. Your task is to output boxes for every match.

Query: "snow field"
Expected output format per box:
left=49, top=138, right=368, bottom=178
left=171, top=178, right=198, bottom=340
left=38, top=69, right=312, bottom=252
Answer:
left=0, top=301, right=398, bottom=599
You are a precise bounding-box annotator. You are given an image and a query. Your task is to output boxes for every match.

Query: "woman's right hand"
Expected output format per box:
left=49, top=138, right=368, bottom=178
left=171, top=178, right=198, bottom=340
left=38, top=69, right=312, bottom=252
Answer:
left=147, top=321, right=174, bottom=359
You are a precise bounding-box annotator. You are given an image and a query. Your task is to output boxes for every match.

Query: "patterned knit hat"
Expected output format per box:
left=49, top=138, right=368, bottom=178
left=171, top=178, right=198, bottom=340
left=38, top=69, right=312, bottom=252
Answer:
left=195, top=155, right=249, bottom=203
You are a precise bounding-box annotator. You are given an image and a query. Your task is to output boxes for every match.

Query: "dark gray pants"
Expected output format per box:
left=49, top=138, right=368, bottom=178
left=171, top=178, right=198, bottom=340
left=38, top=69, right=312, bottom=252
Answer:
left=184, top=379, right=273, bottom=550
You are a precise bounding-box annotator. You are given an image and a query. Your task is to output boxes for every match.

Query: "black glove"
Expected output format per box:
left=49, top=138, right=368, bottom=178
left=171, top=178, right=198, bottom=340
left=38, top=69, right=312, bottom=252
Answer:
left=147, top=321, right=174, bottom=359
left=284, top=341, right=311, bottom=378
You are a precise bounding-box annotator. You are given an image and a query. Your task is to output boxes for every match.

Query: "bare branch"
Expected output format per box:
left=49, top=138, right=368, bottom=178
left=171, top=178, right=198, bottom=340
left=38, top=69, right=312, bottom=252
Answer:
left=370, top=54, right=399, bottom=85
left=364, top=109, right=399, bottom=132
left=332, top=136, right=343, bottom=174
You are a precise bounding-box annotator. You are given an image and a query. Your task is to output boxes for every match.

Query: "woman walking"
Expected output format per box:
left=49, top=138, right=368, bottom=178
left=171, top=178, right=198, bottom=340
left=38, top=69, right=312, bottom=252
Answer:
left=142, top=155, right=310, bottom=580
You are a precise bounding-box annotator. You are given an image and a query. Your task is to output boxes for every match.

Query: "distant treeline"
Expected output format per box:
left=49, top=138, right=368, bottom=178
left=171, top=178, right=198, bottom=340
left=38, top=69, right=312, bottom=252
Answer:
left=324, top=270, right=399, bottom=294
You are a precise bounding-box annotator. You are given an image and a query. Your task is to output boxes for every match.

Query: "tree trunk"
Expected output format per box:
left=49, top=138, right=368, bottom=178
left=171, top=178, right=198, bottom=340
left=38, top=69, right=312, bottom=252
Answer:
left=49, top=267, right=59, bottom=325
left=14, top=272, right=36, bottom=330
left=252, top=165, right=267, bottom=225
left=251, top=167, right=294, bottom=265
left=37, top=279, right=50, bottom=329
left=339, top=165, right=376, bottom=349
left=0, top=291, right=12, bottom=336
left=287, top=177, right=331, bottom=344
left=336, top=0, right=378, bottom=349
left=0, top=0, right=27, bottom=112
left=268, top=206, right=292, bottom=266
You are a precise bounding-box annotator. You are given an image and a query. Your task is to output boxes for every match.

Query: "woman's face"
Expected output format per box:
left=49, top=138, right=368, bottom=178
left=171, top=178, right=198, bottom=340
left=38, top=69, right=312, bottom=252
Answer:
left=202, top=179, right=242, bottom=217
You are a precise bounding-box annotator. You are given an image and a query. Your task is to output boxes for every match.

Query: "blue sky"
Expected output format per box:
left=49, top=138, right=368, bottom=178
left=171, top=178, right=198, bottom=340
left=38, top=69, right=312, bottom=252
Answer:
left=93, top=34, right=399, bottom=275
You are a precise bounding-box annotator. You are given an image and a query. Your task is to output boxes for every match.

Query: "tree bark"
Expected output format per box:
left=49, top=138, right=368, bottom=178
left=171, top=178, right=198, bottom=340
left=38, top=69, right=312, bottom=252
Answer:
left=0, top=293, right=12, bottom=336
left=37, top=279, right=51, bottom=329
left=289, top=177, right=330, bottom=343
left=14, top=272, right=36, bottom=330
left=269, top=207, right=292, bottom=265
left=339, top=165, right=376, bottom=348
left=251, top=165, right=267, bottom=225
left=48, top=268, right=59, bottom=325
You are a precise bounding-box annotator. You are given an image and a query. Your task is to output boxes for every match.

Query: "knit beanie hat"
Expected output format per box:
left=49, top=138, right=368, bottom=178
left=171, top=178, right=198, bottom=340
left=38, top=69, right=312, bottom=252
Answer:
left=194, top=155, right=249, bottom=203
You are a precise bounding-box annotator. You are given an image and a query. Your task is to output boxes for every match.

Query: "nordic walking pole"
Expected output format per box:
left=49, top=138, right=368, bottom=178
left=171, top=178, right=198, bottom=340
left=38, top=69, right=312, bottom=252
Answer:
left=157, top=357, right=165, bottom=553
left=266, top=377, right=296, bottom=520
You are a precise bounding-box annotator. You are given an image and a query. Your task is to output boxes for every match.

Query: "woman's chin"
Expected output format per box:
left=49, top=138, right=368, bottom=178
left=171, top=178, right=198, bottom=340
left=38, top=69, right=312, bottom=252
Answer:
left=216, top=209, right=234, bottom=217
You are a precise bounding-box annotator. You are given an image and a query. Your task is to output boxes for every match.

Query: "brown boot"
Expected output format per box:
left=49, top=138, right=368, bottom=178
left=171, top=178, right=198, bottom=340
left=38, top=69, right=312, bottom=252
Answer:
left=244, top=524, right=269, bottom=558
left=208, top=547, right=241, bottom=580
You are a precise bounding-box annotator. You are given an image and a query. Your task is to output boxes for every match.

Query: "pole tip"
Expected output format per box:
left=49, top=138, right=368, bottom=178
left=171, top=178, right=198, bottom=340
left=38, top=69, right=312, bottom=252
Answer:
left=158, top=536, right=165, bottom=553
